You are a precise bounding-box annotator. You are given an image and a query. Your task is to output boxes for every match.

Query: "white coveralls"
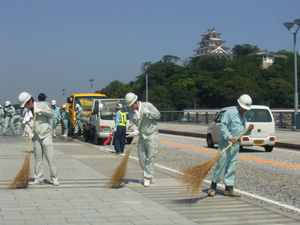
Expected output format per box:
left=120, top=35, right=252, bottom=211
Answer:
left=24, top=102, right=58, bottom=183
left=129, top=101, right=161, bottom=181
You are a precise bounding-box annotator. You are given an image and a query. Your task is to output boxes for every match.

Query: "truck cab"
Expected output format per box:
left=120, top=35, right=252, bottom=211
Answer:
left=66, top=93, right=106, bottom=136
left=83, top=98, right=135, bottom=145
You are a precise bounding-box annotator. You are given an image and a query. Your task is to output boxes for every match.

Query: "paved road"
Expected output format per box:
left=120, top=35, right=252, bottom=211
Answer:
left=158, top=122, right=300, bottom=150
left=1, top=132, right=300, bottom=225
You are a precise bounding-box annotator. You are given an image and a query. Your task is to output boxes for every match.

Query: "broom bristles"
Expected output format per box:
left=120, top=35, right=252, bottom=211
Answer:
left=7, top=151, right=31, bottom=189
left=105, top=114, right=145, bottom=188
left=178, top=128, right=249, bottom=196
left=6, top=114, right=37, bottom=189
left=104, top=148, right=132, bottom=188
left=178, top=153, right=221, bottom=196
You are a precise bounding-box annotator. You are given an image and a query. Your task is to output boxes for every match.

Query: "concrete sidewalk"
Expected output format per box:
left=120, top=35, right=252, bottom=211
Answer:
left=1, top=135, right=300, bottom=225
left=158, top=122, right=300, bottom=150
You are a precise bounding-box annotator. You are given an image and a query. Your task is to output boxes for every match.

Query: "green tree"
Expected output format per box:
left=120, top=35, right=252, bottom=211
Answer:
left=265, top=78, right=294, bottom=108
left=232, top=44, right=260, bottom=56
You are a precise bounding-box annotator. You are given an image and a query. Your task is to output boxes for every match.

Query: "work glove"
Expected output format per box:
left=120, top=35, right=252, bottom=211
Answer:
left=35, top=108, right=42, bottom=115
left=133, top=130, right=139, bottom=137
left=142, top=107, right=150, bottom=115
left=113, top=127, right=117, bottom=133
left=29, top=132, right=34, bottom=140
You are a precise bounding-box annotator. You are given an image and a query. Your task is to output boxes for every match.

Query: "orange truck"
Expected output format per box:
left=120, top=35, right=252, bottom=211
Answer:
left=66, top=93, right=106, bottom=136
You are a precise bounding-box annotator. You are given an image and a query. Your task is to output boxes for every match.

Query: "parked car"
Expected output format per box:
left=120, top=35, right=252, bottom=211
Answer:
left=206, top=105, right=276, bottom=152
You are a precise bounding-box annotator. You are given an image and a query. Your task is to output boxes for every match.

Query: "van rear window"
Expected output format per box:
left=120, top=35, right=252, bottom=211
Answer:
left=245, top=109, right=272, bottom=122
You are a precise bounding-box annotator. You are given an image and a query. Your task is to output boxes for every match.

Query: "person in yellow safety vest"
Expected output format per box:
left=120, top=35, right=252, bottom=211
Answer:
left=113, top=103, right=127, bottom=154
left=125, top=93, right=161, bottom=187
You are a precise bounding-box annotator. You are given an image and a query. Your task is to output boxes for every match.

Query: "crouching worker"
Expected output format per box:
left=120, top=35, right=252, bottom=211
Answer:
left=208, top=94, right=254, bottom=197
left=18, top=92, right=59, bottom=186
left=125, top=93, right=161, bottom=187
left=60, top=104, right=69, bottom=137
left=73, top=104, right=84, bottom=138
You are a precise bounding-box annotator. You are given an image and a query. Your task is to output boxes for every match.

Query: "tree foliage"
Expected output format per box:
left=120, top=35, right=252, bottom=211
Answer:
left=98, top=48, right=299, bottom=110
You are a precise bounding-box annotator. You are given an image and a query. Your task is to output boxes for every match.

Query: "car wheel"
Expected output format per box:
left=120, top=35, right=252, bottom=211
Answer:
left=206, top=134, right=214, bottom=148
left=264, top=146, right=273, bottom=152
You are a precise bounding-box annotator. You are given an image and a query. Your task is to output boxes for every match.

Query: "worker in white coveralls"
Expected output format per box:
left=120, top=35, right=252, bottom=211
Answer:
left=50, top=100, right=61, bottom=138
left=73, top=104, right=83, bottom=138
left=18, top=92, right=59, bottom=186
left=125, top=93, right=161, bottom=187
left=208, top=94, right=254, bottom=197
left=2, top=101, right=16, bottom=136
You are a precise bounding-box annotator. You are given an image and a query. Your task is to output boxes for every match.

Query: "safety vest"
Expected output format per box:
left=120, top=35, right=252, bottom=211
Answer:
left=119, top=111, right=126, bottom=126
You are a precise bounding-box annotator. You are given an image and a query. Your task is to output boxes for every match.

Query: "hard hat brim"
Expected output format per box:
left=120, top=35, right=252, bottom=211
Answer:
left=20, top=94, right=32, bottom=107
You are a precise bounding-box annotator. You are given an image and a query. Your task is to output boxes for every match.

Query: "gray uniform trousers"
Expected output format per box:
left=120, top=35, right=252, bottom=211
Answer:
left=130, top=102, right=161, bottom=180
left=25, top=101, right=57, bottom=182
left=33, top=133, right=57, bottom=182
left=138, top=135, right=158, bottom=179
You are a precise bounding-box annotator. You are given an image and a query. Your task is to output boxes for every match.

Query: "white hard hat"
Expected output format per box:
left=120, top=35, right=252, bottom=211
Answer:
left=62, top=104, right=67, bottom=109
left=116, top=103, right=123, bottom=109
left=5, top=101, right=11, bottom=107
left=125, top=93, right=138, bottom=106
left=18, top=92, right=32, bottom=107
left=237, top=94, right=252, bottom=110
left=0, top=104, right=2, bottom=108
left=51, top=100, right=56, bottom=105
left=75, top=104, right=80, bottom=108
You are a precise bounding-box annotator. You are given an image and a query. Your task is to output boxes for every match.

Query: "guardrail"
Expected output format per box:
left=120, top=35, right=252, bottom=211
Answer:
left=159, top=109, right=299, bottom=129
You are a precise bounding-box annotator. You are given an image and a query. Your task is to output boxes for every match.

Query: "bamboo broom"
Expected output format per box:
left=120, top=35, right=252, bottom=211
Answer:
left=8, top=114, right=37, bottom=189
left=105, top=114, right=144, bottom=188
left=178, top=128, right=249, bottom=196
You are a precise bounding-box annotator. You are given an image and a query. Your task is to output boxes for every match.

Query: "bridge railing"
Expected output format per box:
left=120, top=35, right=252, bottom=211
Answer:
left=159, top=109, right=299, bottom=129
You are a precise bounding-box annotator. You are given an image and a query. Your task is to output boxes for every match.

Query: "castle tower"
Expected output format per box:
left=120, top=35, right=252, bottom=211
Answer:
left=190, top=28, right=233, bottom=59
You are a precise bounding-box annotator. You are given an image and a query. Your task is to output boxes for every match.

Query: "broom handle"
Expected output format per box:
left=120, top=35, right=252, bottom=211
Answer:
left=219, top=128, right=249, bottom=155
left=26, top=113, right=37, bottom=154
left=127, top=114, right=145, bottom=150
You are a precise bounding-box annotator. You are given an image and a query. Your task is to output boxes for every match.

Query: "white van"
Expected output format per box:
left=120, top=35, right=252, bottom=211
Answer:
left=82, top=99, right=135, bottom=145
left=206, top=105, right=276, bottom=152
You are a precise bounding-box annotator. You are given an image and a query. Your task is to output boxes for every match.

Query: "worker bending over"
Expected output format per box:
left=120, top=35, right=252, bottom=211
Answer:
left=208, top=94, right=254, bottom=197
left=125, top=93, right=161, bottom=187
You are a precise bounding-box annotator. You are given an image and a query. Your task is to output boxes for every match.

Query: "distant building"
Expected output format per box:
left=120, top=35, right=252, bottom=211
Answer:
left=254, top=50, right=288, bottom=69
left=190, top=28, right=233, bottom=59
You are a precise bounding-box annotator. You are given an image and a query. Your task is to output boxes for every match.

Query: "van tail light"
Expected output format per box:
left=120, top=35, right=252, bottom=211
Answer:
left=269, top=137, right=275, bottom=142
left=242, top=137, right=249, bottom=142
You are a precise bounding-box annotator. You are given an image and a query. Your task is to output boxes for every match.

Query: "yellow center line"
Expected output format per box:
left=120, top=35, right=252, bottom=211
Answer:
left=159, top=140, right=300, bottom=170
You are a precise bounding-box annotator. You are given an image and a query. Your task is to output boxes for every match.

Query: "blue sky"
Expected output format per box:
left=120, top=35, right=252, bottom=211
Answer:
left=1, top=0, right=300, bottom=105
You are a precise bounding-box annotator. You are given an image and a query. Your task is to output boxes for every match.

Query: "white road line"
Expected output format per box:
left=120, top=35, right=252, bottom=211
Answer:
left=99, top=145, right=300, bottom=214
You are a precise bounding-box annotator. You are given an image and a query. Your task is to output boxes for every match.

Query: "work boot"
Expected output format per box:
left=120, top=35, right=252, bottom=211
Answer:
left=208, top=181, right=217, bottom=197
left=29, top=180, right=43, bottom=185
left=52, top=178, right=59, bottom=186
left=63, top=130, right=68, bottom=137
left=143, top=179, right=151, bottom=187
left=224, top=186, right=241, bottom=197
